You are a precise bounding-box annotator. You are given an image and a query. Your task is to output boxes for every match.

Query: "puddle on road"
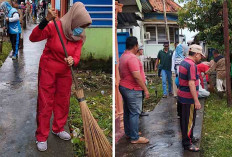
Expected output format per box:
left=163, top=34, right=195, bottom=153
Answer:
left=149, top=142, right=172, bottom=149
left=144, top=142, right=175, bottom=156
left=150, top=129, right=175, bottom=137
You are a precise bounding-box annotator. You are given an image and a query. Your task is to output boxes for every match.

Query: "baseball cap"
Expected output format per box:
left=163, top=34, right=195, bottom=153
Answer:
left=189, top=44, right=205, bottom=58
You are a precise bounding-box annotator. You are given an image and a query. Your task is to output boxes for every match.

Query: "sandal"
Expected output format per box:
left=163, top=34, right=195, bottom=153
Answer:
left=163, top=95, right=167, bottom=98
left=131, top=137, right=149, bottom=144
left=125, top=132, right=142, bottom=139
left=184, top=144, right=200, bottom=152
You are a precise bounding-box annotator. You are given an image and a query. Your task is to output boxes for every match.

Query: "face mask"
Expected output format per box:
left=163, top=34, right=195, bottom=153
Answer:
left=72, top=27, right=84, bottom=36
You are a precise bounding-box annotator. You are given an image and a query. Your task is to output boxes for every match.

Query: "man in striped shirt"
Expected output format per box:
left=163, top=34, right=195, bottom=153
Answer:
left=178, top=44, right=204, bottom=152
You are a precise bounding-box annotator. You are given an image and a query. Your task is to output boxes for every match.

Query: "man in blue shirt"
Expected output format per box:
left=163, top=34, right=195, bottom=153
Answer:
left=32, top=0, right=37, bottom=23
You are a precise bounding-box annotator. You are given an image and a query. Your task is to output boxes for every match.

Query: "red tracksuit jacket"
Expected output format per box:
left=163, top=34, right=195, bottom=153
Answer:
left=30, top=20, right=83, bottom=141
left=29, top=20, right=83, bottom=74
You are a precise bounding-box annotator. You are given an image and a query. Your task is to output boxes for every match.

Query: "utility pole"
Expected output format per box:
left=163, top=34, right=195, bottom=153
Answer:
left=223, top=0, right=231, bottom=107
left=162, top=0, right=170, bottom=43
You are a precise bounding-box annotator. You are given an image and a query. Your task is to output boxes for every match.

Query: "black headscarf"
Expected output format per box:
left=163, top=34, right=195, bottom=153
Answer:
left=214, top=55, right=224, bottom=63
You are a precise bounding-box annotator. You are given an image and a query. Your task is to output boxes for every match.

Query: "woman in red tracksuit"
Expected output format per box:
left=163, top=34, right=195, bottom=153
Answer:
left=29, top=2, right=92, bottom=152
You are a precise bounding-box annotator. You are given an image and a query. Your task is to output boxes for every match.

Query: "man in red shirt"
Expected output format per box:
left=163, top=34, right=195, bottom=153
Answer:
left=178, top=44, right=204, bottom=152
left=197, top=62, right=210, bottom=88
left=119, top=36, right=149, bottom=144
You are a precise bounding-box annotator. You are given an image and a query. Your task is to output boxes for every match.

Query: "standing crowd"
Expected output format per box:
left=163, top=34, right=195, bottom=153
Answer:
left=0, top=0, right=49, bottom=60
left=119, top=36, right=226, bottom=152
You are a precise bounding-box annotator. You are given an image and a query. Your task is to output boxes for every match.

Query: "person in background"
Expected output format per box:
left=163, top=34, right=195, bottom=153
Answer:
left=32, top=0, right=37, bottom=23
left=119, top=36, right=150, bottom=144
left=171, top=42, right=179, bottom=98
left=0, top=1, right=21, bottom=60
left=20, top=2, right=26, bottom=10
left=206, top=50, right=226, bottom=97
left=198, top=79, right=210, bottom=98
left=171, top=42, right=180, bottom=119
left=136, top=45, right=149, bottom=117
left=12, top=0, right=24, bottom=49
left=178, top=44, right=204, bottom=152
left=42, top=0, right=46, bottom=17
left=197, top=62, right=210, bottom=89
left=207, top=59, right=216, bottom=92
left=25, top=0, right=31, bottom=22
left=29, top=2, right=92, bottom=151
left=155, top=42, right=173, bottom=98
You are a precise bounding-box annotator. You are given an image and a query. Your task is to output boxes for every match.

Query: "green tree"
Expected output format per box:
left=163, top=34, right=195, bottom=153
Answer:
left=178, top=0, right=232, bottom=51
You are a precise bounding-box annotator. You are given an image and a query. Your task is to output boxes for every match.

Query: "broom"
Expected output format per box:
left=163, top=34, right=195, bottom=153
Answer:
left=53, top=19, right=112, bottom=157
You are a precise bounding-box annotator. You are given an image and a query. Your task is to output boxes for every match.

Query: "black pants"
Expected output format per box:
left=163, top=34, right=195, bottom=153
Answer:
left=179, top=102, right=196, bottom=147
left=158, top=68, right=161, bottom=77
left=43, top=8, right=46, bottom=17
left=9, top=33, right=20, bottom=56
left=177, top=100, right=182, bottom=117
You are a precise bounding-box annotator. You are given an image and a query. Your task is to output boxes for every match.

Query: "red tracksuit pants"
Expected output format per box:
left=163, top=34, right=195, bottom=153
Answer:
left=36, top=68, right=72, bottom=142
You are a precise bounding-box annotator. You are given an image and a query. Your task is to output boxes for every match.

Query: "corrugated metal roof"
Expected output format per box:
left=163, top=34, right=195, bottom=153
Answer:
left=118, top=0, right=142, bottom=12
left=149, top=0, right=181, bottom=13
left=117, top=13, right=142, bottom=28
left=141, top=0, right=153, bottom=13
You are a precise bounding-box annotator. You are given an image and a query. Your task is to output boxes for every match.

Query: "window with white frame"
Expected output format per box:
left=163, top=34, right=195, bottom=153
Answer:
left=145, top=26, right=179, bottom=44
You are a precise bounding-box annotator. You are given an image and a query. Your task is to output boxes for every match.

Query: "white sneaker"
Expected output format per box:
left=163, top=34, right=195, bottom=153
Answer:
left=52, top=131, right=71, bottom=140
left=36, top=141, right=47, bottom=152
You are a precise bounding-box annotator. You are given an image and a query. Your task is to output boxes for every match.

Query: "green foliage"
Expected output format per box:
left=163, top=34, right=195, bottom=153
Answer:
left=69, top=94, right=112, bottom=157
left=178, top=0, right=232, bottom=50
left=201, top=93, right=232, bottom=156
left=143, top=75, right=163, bottom=111
left=0, top=42, right=11, bottom=67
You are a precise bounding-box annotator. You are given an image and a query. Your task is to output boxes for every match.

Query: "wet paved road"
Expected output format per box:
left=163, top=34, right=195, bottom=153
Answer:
left=116, top=97, right=204, bottom=157
left=0, top=24, right=73, bottom=157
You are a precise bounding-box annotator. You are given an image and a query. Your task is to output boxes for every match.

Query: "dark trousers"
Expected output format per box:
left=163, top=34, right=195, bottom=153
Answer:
left=179, top=102, right=196, bottom=147
left=177, top=100, right=181, bottom=117
left=43, top=8, right=46, bottom=17
left=9, top=33, right=20, bottom=56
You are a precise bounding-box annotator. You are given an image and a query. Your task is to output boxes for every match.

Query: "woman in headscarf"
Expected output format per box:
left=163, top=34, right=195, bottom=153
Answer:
left=29, top=2, right=92, bottom=151
left=0, top=1, right=21, bottom=60
left=174, top=44, right=189, bottom=75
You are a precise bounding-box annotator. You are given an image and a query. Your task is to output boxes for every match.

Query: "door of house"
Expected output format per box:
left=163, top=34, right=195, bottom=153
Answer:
left=117, top=32, right=129, bottom=58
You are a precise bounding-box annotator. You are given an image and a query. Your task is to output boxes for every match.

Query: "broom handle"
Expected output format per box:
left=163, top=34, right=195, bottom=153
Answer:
left=53, top=19, right=78, bottom=90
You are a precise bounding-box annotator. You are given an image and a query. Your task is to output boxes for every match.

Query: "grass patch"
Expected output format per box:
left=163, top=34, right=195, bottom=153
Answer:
left=201, top=93, right=232, bottom=157
left=0, top=42, right=11, bottom=67
left=68, top=71, right=112, bottom=157
left=143, top=75, right=163, bottom=112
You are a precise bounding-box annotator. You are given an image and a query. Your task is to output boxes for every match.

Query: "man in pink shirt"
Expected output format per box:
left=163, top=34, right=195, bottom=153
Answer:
left=119, top=36, right=149, bottom=144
